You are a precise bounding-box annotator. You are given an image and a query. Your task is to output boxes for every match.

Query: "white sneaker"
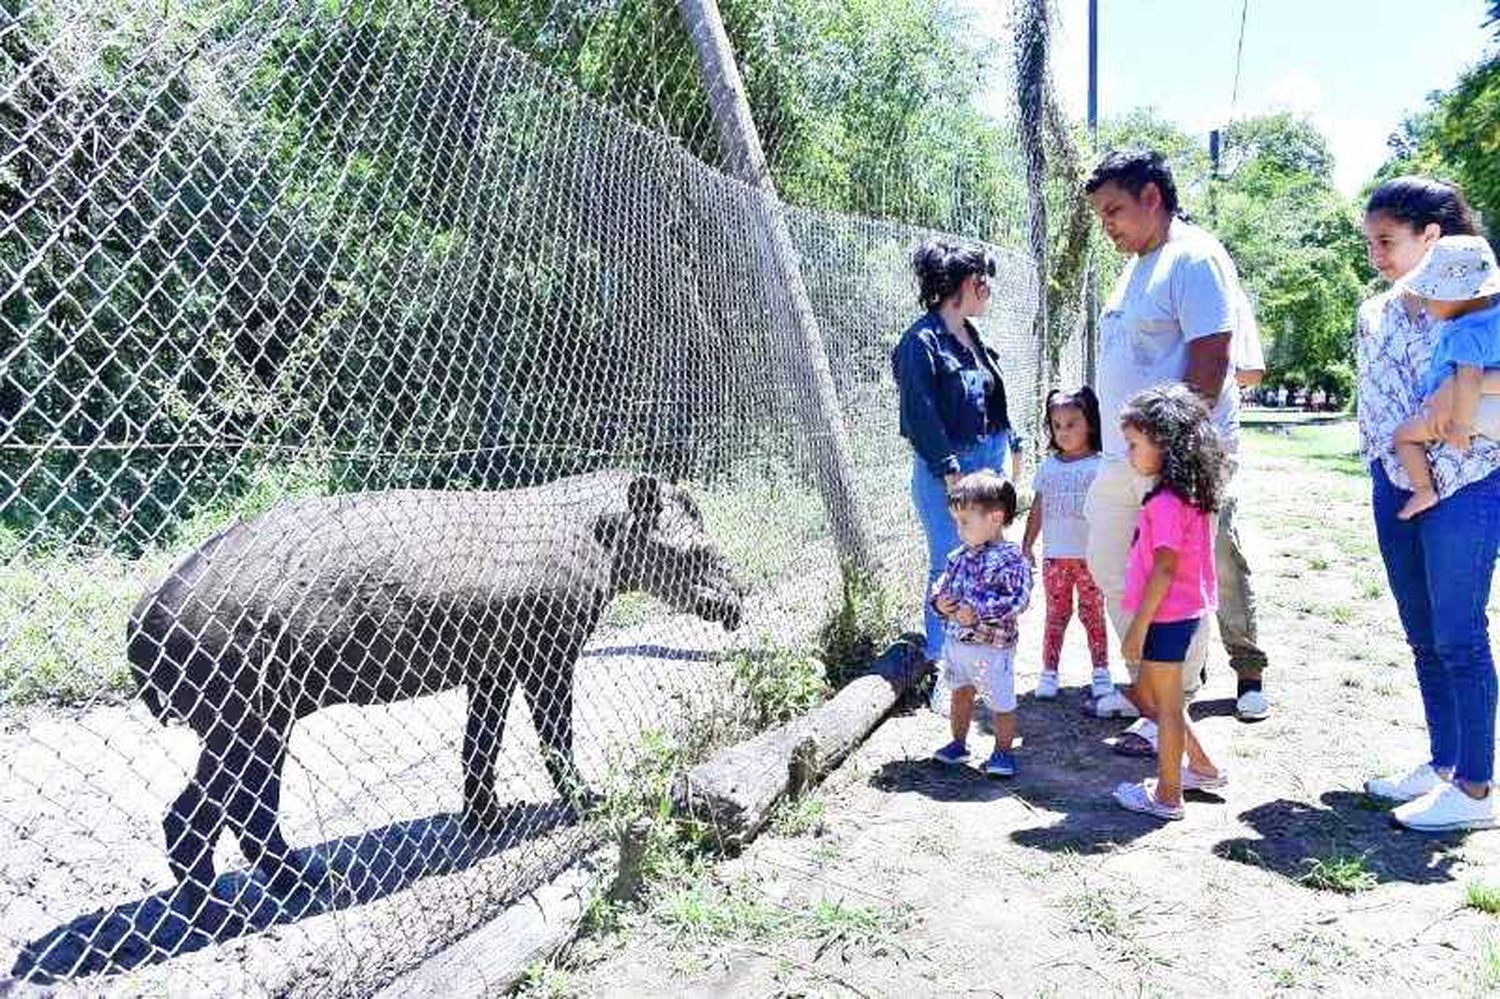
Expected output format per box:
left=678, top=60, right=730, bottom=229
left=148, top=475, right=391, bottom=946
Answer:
left=1083, top=688, right=1140, bottom=719
left=1035, top=671, right=1060, bottom=699
left=1366, top=762, right=1448, bottom=803
left=1235, top=689, right=1270, bottom=721
left=1090, top=668, right=1116, bottom=700
left=1392, top=783, right=1498, bottom=832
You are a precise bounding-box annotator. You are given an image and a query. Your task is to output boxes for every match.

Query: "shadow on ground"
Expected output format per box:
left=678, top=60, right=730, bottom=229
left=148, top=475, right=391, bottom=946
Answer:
left=1213, top=790, right=1468, bottom=887
left=11, top=802, right=578, bottom=983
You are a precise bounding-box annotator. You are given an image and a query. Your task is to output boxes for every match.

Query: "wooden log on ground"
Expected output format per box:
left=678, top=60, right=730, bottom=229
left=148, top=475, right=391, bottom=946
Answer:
left=674, top=633, right=927, bottom=850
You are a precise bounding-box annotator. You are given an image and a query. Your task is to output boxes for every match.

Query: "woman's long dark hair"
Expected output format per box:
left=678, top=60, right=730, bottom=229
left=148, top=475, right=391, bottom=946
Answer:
left=911, top=237, right=996, bottom=310
left=1118, top=383, right=1226, bottom=513
left=1365, top=176, right=1481, bottom=237
left=1044, top=386, right=1103, bottom=454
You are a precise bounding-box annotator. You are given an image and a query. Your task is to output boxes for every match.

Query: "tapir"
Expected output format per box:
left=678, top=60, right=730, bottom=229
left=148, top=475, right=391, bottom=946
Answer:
left=127, top=471, right=744, bottom=910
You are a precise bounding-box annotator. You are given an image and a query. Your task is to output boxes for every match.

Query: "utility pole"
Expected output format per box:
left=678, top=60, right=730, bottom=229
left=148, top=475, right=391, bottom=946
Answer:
left=1083, top=0, right=1098, bottom=386
left=676, top=0, right=877, bottom=575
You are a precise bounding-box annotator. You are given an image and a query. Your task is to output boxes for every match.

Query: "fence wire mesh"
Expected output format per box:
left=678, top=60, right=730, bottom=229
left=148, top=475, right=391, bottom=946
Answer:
left=1, top=0, right=1083, bottom=992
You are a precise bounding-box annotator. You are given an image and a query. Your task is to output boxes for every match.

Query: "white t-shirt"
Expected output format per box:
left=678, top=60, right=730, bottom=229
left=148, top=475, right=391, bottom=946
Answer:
left=1231, top=287, right=1265, bottom=374
left=1032, top=452, right=1103, bottom=559
left=1097, top=218, right=1243, bottom=456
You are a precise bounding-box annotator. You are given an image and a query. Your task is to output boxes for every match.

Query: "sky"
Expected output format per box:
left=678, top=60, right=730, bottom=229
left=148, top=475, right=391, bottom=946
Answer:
left=970, top=0, right=1496, bottom=196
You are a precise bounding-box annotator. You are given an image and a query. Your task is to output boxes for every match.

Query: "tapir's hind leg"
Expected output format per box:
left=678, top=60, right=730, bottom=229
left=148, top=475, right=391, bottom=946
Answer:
left=163, top=720, right=238, bottom=928
left=221, top=713, right=325, bottom=895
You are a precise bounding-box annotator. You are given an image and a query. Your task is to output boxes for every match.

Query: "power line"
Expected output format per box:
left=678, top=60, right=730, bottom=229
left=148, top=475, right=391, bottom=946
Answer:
left=1229, top=0, right=1249, bottom=121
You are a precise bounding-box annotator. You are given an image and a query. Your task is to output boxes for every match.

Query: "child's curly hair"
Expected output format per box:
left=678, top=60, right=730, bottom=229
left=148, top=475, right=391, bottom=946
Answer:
left=1118, top=383, right=1227, bottom=513
left=1044, top=385, right=1103, bottom=454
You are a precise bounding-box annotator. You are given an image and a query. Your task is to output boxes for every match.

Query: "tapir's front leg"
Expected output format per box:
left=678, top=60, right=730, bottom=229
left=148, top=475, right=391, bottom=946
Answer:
left=517, top=627, right=595, bottom=811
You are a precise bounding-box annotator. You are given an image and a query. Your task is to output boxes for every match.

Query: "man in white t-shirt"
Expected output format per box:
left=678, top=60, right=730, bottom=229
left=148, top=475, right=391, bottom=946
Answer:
left=1080, top=149, right=1270, bottom=736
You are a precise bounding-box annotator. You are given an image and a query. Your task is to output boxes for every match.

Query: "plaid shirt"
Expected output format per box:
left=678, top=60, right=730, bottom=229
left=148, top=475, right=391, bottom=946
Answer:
left=929, top=539, right=1032, bottom=648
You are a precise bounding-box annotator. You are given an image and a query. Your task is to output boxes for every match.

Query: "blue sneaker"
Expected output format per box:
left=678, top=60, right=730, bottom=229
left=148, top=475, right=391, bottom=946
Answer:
left=932, top=740, right=971, bottom=765
left=984, top=750, right=1017, bottom=778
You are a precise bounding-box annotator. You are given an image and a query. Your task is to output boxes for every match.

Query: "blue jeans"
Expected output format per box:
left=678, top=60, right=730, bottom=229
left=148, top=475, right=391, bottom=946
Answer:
left=1371, top=460, right=1500, bottom=783
left=912, top=433, right=1010, bottom=660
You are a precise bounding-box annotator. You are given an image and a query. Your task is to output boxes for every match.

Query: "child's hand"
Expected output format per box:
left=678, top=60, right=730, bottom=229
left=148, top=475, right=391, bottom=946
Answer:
left=953, top=603, right=979, bottom=627
left=1022, top=545, right=1036, bottom=567
left=934, top=593, right=961, bottom=617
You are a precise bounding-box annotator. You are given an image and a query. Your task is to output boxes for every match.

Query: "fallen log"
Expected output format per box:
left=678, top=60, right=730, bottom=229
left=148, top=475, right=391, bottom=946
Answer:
left=674, top=633, right=927, bottom=850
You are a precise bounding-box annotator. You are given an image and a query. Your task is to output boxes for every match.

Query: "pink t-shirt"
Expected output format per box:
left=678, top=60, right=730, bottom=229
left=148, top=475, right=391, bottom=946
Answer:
left=1122, top=489, right=1218, bottom=622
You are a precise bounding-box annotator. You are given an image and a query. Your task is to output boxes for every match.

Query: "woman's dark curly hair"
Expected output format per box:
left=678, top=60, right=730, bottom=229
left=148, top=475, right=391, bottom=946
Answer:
left=912, top=237, right=996, bottom=309
left=1118, top=383, right=1226, bottom=513
left=1044, top=386, right=1103, bottom=454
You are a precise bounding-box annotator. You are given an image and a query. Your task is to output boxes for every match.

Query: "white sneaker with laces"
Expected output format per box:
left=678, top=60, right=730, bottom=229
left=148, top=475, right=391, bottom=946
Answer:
left=1035, top=671, right=1060, bottom=699
left=1236, top=688, right=1270, bottom=721
left=1392, top=783, right=1497, bottom=832
left=1365, top=762, right=1448, bottom=803
left=1090, top=668, right=1116, bottom=700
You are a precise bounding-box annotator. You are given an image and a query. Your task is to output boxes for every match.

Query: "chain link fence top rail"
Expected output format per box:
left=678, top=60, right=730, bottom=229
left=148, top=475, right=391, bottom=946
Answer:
left=0, top=0, right=1068, bottom=992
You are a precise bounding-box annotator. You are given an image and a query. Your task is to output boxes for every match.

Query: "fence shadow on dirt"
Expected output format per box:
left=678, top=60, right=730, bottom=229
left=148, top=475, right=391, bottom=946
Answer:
left=1212, top=790, right=1469, bottom=888
left=10, top=802, right=577, bottom=983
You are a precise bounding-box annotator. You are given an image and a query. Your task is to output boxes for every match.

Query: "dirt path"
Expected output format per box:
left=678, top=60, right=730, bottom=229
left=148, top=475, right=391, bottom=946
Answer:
left=547, top=423, right=1500, bottom=997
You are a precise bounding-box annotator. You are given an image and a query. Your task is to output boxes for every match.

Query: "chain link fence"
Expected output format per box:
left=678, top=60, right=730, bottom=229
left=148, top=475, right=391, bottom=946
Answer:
left=1, top=0, right=1083, bottom=992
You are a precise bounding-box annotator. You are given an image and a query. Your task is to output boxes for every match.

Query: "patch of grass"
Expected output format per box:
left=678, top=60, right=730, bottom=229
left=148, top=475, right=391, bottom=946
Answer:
left=725, top=641, right=830, bottom=728
left=1296, top=852, right=1378, bottom=893
left=1473, top=938, right=1500, bottom=994
left=770, top=794, right=827, bottom=837
left=1307, top=555, right=1331, bottom=572
left=659, top=883, right=790, bottom=944
left=1466, top=882, right=1500, bottom=915
left=800, top=898, right=908, bottom=958
left=817, top=564, right=902, bottom=687
left=1373, top=679, right=1402, bottom=697
left=1067, top=889, right=1123, bottom=938
left=1360, top=578, right=1387, bottom=601
left=602, top=591, right=655, bottom=629
left=515, top=961, right=578, bottom=998
left=696, top=473, right=825, bottom=587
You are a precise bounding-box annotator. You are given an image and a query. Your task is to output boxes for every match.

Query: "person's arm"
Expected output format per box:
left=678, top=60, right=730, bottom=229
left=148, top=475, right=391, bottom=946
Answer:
left=1446, top=364, right=1483, bottom=452
left=1021, top=497, right=1042, bottom=565
left=1122, top=547, right=1177, bottom=665
left=895, top=334, right=961, bottom=486
left=1185, top=333, right=1232, bottom=404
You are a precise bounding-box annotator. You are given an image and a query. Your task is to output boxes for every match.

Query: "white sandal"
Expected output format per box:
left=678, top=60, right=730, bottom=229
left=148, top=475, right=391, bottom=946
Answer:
left=1112, top=780, right=1184, bottom=820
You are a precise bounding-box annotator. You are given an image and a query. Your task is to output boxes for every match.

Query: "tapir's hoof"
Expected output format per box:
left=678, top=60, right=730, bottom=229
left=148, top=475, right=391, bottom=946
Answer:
left=461, top=799, right=509, bottom=835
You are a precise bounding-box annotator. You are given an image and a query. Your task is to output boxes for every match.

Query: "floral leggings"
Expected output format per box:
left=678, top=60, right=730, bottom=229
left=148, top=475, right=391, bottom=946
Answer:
left=1042, top=557, right=1109, bottom=672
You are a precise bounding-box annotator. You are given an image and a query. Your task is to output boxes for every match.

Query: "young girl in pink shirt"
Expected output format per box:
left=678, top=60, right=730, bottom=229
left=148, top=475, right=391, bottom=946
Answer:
left=1111, top=384, right=1229, bottom=820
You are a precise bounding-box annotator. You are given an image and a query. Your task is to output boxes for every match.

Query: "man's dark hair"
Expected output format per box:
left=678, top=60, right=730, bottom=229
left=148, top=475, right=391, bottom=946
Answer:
left=1084, top=148, right=1180, bottom=217
left=911, top=237, right=997, bottom=310
left=1366, top=176, right=1482, bottom=239
left=946, top=469, right=1018, bottom=525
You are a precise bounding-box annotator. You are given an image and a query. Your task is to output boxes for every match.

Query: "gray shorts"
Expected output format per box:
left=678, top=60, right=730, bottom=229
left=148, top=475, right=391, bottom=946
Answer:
left=943, top=640, right=1017, bottom=713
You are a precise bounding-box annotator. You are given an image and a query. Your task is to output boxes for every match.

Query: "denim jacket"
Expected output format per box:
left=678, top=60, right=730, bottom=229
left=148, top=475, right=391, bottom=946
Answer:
left=892, top=310, right=1012, bottom=478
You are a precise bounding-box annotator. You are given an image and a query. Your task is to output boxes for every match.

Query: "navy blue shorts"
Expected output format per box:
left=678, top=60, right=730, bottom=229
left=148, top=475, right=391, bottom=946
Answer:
left=1142, top=617, right=1200, bottom=663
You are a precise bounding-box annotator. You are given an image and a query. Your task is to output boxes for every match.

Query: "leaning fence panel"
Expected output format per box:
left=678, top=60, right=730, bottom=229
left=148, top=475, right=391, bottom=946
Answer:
left=1, top=0, right=1047, bottom=992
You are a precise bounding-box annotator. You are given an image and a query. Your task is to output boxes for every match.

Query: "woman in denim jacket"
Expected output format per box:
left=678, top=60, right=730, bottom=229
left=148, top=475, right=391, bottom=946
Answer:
left=893, top=237, right=1015, bottom=663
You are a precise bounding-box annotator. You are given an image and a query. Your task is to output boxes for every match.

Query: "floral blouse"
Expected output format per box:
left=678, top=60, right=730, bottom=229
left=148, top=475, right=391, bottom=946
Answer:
left=1356, top=289, right=1500, bottom=498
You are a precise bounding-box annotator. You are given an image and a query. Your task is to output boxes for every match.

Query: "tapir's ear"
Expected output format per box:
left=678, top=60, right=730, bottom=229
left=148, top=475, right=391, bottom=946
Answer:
left=627, top=474, right=663, bottom=524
